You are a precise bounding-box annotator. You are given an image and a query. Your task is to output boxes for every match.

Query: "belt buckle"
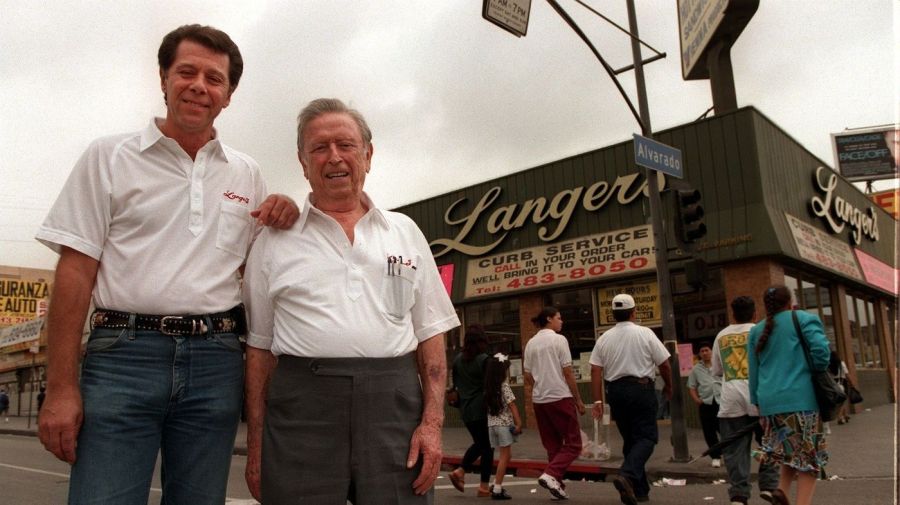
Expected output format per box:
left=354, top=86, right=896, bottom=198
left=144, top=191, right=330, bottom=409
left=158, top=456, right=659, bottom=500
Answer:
left=159, top=316, right=184, bottom=335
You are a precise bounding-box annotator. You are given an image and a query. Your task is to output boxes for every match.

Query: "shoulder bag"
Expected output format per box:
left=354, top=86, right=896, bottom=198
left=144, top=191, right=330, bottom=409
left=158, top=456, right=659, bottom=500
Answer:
left=847, top=381, right=864, bottom=404
left=792, top=310, right=846, bottom=422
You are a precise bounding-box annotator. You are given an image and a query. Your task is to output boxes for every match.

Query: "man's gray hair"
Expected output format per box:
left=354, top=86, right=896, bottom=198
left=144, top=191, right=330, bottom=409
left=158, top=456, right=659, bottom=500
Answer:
left=296, top=98, right=373, bottom=155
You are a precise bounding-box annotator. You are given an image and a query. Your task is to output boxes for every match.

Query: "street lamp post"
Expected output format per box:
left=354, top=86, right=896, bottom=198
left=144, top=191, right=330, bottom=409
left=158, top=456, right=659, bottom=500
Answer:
left=624, top=0, right=690, bottom=462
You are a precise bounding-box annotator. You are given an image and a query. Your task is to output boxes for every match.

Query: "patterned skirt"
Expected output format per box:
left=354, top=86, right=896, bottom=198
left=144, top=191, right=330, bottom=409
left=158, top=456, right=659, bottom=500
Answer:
left=754, top=410, right=828, bottom=473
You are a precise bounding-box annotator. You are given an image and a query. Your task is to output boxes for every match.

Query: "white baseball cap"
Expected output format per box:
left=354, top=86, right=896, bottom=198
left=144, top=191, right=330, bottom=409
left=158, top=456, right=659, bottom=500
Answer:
left=612, top=293, right=635, bottom=310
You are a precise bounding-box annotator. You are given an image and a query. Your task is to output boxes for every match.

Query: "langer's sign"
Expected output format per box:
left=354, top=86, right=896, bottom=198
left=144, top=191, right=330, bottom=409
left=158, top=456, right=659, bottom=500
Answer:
left=809, top=166, right=880, bottom=245
left=431, top=171, right=665, bottom=258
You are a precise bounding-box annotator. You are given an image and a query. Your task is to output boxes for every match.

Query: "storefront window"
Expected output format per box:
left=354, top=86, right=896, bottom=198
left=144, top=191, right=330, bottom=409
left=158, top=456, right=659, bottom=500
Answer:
left=545, top=288, right=596, bottom=357
left=846, top=293, right=882, bottom=368
left=785, top=272, right=836, bottom=349
left=463, top=299, right=520, bottom=356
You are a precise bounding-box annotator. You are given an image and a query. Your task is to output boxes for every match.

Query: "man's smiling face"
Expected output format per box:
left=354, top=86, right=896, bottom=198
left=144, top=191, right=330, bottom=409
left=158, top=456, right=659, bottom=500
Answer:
left=299, top=112, right=372, bottom=204
left=159, top=39, right=232, bottom=137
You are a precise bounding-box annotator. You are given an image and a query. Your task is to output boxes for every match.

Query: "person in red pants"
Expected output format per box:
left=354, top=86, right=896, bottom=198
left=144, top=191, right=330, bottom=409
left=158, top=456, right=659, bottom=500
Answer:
left=523, top=307, right=586, bottom=500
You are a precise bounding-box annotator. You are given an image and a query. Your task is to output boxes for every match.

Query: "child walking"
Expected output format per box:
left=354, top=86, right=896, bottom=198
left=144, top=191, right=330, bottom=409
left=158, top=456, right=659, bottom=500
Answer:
left=485, top=353, right=523, bottom=500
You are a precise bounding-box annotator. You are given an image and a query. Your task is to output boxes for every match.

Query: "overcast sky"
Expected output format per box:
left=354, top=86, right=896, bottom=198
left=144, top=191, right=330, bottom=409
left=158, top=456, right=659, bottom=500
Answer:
left=1, top=1, right=896, bottom=270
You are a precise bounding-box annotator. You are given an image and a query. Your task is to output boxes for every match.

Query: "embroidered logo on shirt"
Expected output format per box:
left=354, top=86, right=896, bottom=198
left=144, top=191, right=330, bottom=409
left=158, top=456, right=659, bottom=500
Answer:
left=223, top=191, right=250, bottom=204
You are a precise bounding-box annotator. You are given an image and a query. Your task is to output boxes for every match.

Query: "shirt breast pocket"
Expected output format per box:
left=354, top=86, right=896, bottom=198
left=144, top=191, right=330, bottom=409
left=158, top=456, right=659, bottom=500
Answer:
left=381, top=265, right=417, bottom=320
left=216, top=201, right=252, bottom=259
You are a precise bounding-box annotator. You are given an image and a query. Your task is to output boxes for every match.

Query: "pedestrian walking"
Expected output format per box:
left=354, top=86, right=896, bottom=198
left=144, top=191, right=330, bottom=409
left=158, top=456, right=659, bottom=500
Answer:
left=710, top=296, right=779, bottom=505
left=523, top=307, right=586, bottom=500
left=0, top=388, right=9, bottom=422
left=484, top=353, right=523, bottom=500
left=589, top=293, right=672, bottom=505
left=688, top=341, right=723, bottom=468
left=748, top=285, right=830, bottom=505
left=828, top=350, right=851, bottom=426
left=447, top=325, right=494, bottom=497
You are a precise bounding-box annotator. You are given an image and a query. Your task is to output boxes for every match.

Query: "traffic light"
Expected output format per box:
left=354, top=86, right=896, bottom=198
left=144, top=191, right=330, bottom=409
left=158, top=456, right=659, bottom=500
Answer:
left=675, top=188, right=707, bottom=244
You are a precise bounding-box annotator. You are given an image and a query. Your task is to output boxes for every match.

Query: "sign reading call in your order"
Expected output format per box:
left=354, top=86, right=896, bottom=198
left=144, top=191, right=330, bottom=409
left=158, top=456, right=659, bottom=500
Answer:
left=464, top=225, right=656, bottom=298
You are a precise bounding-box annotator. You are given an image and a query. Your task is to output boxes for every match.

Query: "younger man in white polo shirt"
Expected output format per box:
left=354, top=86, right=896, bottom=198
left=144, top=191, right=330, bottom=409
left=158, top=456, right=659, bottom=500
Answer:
left=36, top=24, right=297, bottom=505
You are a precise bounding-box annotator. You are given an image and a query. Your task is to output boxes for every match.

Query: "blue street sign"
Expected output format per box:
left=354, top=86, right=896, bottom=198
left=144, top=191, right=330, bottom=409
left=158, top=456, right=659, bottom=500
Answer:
left=633, top=134, right=683, bottom=179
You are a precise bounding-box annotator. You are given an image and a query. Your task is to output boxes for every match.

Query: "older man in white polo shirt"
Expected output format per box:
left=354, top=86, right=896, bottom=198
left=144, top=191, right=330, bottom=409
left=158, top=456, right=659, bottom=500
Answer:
left=590, top=293, right=672, bottom=505
left=242, top=98, right=460, bottom=505
left=35, top=25, right=298, bottom=505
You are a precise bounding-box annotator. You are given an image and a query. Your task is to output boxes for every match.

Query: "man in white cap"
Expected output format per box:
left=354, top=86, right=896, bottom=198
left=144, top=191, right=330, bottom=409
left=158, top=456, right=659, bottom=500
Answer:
left=589, top=293, right=672, bottom=505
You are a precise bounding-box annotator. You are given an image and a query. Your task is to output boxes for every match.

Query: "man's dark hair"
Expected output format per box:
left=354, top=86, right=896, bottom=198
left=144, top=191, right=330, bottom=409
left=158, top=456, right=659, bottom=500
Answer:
left=530, top=306, right=560, bottom=328
left=461, top=324, right=488, bottom=361
left=695, top=341, right=712, bottom=353
left=612, top=308, right=633, bottom=323
left=730, top=296, right=755, bottom=324
left=158, top=24, right=244, bottom=92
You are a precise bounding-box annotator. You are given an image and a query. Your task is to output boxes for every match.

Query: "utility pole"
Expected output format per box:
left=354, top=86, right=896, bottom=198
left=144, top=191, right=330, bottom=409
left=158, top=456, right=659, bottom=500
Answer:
left=625, top=0, right=690, bottom=462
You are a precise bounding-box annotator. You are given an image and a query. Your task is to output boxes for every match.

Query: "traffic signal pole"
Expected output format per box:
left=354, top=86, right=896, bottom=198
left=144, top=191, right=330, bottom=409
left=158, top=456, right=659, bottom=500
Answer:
left=625, top=0, right=690, bottom=462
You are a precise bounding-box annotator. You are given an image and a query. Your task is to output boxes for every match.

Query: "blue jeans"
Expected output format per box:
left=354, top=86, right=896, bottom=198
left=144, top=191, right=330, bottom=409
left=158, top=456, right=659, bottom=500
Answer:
left=606, top=379, right=658, bottom=498
left=68, top=326, right=244, bottom=505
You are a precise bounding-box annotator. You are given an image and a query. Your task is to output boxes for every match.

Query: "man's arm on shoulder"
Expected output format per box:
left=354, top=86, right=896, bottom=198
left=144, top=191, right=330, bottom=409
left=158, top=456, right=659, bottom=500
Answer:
left=39, top=247, right=99, bottom=463
left=251, top=194, right=300, bottom=229
left=244, top=346, right=276, bottom=501
left=408, top=333, right=446, bottom=495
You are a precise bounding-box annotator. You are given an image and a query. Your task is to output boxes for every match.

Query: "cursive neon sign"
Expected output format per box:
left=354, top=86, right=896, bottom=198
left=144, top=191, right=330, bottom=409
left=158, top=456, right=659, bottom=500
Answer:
left=809, top=166, right=879, bottom=244
left=431, top=171, right=664, bottom=258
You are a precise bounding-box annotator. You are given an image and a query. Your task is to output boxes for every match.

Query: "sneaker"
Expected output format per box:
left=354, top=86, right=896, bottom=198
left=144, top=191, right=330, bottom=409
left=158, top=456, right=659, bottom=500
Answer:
left=491, top=487, right=512, bottom=500
left=711, top=458, right=722, bottom=468
left=730, top=496, right=748, bottom=505
left=612, top=475, right=638, bottom=505
left=760, top=490, right=776, bottom=504
left=538, top=473, right=568, bottom=500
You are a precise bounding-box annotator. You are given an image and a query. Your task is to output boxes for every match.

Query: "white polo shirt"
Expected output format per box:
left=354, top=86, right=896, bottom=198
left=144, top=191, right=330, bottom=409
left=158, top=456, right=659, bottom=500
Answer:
left=523, top=328, right=573, bottom=404
left=36, top=119, right=266, bottom=315
left=242, top=192, right=459, bottom=358
left=589, top=321, right=670, bottom=381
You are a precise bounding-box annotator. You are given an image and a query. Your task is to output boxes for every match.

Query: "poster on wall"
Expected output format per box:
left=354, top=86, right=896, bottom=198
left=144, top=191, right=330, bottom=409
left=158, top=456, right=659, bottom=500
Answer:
left=785, top=213, right=864, bottom=281
left=0, top=318, right=43, bottom=354
left=0, top=279, right=50, bottom=327
left=596, top=280, right=661, bottom=328
left=464, top=225, right=656, bottom=298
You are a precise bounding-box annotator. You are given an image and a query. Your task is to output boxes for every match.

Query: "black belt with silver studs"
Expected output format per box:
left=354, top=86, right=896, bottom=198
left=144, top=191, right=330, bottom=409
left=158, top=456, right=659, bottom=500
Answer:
left=89, top=305, right=246, bottom=336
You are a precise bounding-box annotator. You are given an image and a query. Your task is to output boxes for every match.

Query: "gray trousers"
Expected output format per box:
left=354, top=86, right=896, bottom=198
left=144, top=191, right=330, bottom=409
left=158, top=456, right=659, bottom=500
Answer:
left=719, top=415, right=780, bottom=500
left=262, top=353, right=431, bottom=505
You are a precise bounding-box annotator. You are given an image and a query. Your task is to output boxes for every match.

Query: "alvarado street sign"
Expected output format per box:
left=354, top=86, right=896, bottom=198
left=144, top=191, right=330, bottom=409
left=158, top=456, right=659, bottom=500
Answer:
left=633, top=134, right=683, bottom=179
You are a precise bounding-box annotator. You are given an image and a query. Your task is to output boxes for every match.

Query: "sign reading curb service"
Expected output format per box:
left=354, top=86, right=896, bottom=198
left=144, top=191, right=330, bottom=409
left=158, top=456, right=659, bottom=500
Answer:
left=464, top=225, right=656, bottom=298
left=634, top=134, right=683, bottom=178
left=785, top=213, right=863, bottom=281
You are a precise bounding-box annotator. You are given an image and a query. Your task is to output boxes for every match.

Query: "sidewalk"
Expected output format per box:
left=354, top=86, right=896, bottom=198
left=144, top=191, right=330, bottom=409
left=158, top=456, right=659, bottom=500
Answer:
left=4, top=403, right=894, bottom=483
left=439, top=403, right=897, bottom=482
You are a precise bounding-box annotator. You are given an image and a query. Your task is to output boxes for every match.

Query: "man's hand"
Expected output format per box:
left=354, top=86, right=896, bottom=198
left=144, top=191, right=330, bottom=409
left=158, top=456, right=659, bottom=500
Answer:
left=591, top=401, right=604, bottom=420
left=406, top=421, right=442, bottom=495
left=38, top=386, right=83, bottom=463
left=245, top=444, right=262, bottom=501
left=251, top=194, right=299, bottom=229
left=575, top=399, right=586, bottom=416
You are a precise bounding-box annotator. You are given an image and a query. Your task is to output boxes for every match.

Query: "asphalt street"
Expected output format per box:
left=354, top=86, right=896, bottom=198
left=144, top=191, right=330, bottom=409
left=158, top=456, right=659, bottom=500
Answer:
left=1, top=403, right=896, bottom=504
